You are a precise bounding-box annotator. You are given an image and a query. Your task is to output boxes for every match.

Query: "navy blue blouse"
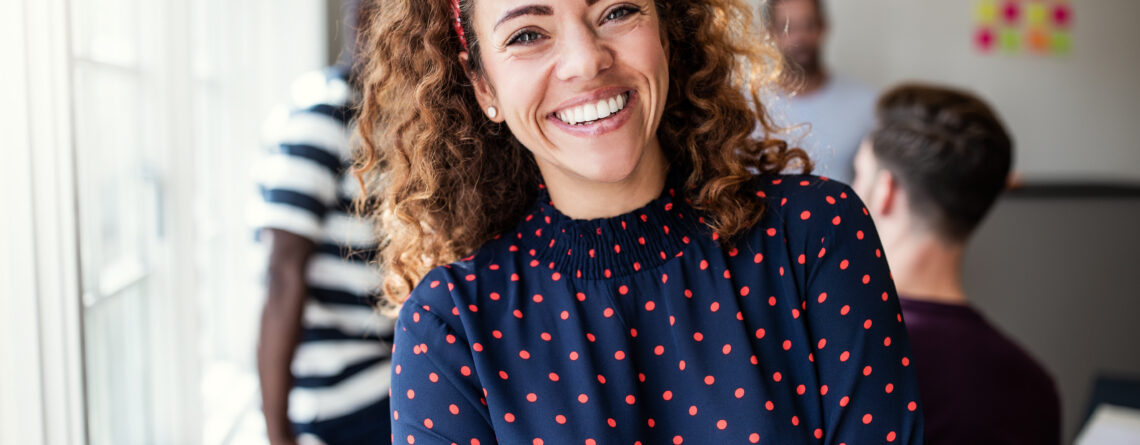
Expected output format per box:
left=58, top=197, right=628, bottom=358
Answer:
left=390, top=175, right=923, bottom=445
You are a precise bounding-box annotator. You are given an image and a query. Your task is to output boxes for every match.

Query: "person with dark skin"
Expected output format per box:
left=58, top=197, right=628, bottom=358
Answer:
left=254, top=2, right=392, bottom=444
left=258, top=229, right=315, bottom=445
left=255, top=71, right=393, bottom=444
left=763, top=0, right=876, bottom=184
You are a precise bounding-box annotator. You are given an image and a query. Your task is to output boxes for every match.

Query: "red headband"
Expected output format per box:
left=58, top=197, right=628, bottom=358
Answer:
left=450, top=0, right=469, bottom=50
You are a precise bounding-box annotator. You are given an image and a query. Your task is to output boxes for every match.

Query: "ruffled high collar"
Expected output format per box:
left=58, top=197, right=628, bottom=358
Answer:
left=512, top=184, right=705, bottom=280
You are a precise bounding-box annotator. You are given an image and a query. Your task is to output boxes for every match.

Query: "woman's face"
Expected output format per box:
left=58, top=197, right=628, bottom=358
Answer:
left=466, top=0, right=669, bottom=188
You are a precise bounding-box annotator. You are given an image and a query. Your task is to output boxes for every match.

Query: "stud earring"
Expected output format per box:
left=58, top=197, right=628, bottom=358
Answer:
left=487, top=106, right=498, bottom=119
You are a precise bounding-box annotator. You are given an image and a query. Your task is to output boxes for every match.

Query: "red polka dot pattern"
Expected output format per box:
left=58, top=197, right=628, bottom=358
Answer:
left=390, top=175, right=922, bottom=444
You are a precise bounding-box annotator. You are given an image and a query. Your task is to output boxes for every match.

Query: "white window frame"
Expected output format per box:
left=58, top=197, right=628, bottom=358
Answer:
left=0, top=0, right=87, bottom=443
left=2, top=0, right=330, bottom=443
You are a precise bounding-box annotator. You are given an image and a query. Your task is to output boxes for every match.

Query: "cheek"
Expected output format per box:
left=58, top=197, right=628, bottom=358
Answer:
left=626, top=34, right=670, bottom=93
left=484, top=60, right=548, bottom=123
left=773, top=35, right=791, bottom=49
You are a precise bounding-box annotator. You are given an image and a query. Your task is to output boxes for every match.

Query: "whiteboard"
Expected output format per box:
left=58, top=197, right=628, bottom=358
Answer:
left=802, top=0, right=1140, bottom=183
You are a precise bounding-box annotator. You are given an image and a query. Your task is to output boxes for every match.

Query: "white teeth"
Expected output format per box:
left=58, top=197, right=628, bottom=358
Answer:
left=595, top=100, right=611, bottom=119
left=582, top=103, right=598, bottom=121
left=556, top=92, right=629, bottom=125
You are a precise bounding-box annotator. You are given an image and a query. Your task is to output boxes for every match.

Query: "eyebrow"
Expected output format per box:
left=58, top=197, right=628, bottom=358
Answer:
left=492, top=0, right=603, bottom=31
left=494, top=5, right=553, bottom=31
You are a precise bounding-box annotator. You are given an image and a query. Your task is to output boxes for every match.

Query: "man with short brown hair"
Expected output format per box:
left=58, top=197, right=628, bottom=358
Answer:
left=853, top=83, right=1061, bottom=445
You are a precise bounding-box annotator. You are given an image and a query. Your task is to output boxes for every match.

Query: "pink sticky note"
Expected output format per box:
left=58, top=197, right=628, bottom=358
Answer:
left=1053, top=4, right=1072, bottom=27
left=975, top=27, right=996, bottom=52
left=1002, top=1, right=1021, bottom=24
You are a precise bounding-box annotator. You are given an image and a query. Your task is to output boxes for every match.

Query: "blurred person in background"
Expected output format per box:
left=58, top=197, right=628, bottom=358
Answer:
left=764, top=0, right=875, bottom=184
left=852, top=84, right=1061, bottom=445
left=251, top=1, right=393, bottom=444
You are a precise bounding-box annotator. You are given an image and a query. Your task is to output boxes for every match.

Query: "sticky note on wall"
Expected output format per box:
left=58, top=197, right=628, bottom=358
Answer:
left=975, top=0, right=1072, bottom=55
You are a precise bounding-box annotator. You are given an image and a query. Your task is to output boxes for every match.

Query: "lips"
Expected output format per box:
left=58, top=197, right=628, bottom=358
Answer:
left=552, top=91, right=631, bottom=126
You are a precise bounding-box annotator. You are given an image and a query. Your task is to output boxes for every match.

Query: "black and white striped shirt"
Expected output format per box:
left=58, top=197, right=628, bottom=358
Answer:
left=252, top=67, right=393, bottom=430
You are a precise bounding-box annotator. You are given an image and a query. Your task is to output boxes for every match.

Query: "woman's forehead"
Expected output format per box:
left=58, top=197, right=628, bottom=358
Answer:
left=473, top=0, right=615, bottom=17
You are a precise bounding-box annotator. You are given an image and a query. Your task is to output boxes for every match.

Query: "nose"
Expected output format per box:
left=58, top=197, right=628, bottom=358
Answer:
left=554, top=22, right=614, bottom=81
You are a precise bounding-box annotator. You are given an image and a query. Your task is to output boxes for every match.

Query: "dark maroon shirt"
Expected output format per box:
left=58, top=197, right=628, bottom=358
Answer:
left=900, top=297, right=1060, bottom=445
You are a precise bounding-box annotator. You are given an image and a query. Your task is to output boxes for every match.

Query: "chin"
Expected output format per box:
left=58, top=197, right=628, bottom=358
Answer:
left=565, top=150, right=644, bottom=185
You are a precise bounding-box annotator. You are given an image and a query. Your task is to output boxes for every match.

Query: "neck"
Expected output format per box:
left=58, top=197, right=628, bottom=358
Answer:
left=882, top=231, right=969, bottom=306
left=541, top=143, right=668, bottom=220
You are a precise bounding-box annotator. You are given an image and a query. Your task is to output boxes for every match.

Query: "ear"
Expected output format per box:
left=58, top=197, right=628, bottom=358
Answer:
left=874, top=169, right=899, bottom=216
left=459, top=52, right=504, bottom=122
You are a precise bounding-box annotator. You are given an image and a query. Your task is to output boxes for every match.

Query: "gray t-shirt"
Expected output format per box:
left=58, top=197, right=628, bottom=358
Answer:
left=768, top=75, right=876, bottom=185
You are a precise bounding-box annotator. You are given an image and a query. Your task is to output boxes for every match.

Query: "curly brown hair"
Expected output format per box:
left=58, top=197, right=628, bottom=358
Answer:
left=354, top=0, right=811, bottom=312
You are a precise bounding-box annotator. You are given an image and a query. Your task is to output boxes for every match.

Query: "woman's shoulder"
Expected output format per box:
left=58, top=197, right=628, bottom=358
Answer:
left=741, top=174, right=874, bottom=255
left=753, top=174, right=855, bottom=205
left=752, top=174, right=862, bottom=222
left=398, top=236, right=516, bottom=323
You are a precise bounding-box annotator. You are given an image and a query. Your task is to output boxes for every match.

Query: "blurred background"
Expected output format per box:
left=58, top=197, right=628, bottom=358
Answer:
left=1, top=0, right=1137, bottom=444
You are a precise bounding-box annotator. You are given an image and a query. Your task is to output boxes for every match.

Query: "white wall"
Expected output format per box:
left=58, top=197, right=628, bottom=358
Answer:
left=823, top=0, right=1140, bottom=182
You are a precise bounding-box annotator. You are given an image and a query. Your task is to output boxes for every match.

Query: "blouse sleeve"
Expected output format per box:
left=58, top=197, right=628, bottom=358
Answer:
left=796, top=183, right=924, bottom=444
left=390, top=279, right=498, bottom=445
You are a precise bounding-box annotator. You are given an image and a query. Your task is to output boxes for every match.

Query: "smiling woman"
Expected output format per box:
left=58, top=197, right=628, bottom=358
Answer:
left=466, top=0, right=672, bottom=220
left=355, top=0, right=924, bottom=444
left=356, top=0, right=810, bottom=303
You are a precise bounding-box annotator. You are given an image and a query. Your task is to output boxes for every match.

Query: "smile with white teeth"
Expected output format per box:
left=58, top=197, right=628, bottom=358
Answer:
left=555, top=92, right=629, bottom=126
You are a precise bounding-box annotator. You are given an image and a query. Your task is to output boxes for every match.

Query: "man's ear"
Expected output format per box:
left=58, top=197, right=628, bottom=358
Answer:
left=875, top=169, right=899, bottom=217
left=459, top=52, right=502, bottom=122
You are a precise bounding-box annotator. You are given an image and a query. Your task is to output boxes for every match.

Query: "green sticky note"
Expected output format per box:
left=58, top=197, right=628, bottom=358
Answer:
left=1000, top=29, right=1020, bottom=52
left=1051, top=31, right=1072, bottom=54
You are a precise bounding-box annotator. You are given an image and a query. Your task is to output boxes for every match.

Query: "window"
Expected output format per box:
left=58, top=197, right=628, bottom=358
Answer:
left=3, top=0, right=330, bottom=443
